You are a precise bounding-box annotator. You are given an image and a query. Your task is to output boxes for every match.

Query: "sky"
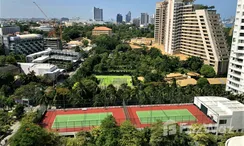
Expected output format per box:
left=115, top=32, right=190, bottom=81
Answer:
left=0, top=0, right=237, bottom=20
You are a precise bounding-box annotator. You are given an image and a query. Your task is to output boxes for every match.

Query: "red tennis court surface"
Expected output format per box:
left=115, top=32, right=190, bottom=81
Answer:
left=127, top=104, right=214, bottom=128
left=41, top=107, right=126, bottom=132
left=41, top=104, right=214, bottom=132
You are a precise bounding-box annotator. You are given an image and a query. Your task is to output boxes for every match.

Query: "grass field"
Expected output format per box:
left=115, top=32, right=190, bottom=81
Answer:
left=136, top=109, right=196, bottom=124
left=96, top=75, right=133, bottom=88
left=52, top=112, right=112, bottom=128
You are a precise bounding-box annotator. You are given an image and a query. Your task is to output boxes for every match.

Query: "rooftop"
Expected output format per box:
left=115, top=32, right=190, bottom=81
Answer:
left=177, top=78, right=197, bottom=87
left=207, top=78, right=227, bottom=85
left=166, top=73, right=183, bottom=78
left=195, top=96, right=244, bottom=116
left=93, top=26, right=112, bottom=31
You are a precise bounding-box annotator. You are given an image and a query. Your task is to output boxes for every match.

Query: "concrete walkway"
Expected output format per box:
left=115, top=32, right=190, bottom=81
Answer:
left=0, top=122, right=20, bottom=146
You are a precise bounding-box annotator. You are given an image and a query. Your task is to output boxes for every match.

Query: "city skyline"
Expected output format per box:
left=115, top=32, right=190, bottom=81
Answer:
left=0, top=0, right=237, bottom=20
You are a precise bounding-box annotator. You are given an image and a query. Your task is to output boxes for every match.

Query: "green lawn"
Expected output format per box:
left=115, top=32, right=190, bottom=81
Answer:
left=52, top=112, right=112, bottom=129
left=96, top=75, right=133, bottom=88
left=136, top=109, right=196, bottom=124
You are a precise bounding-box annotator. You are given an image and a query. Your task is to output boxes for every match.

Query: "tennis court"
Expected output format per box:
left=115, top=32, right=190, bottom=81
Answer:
left=136, top=109, right=196, bottom=124
left=52, top=112, right=112, bottom=128
left=96, top=75, right=133, bottom=88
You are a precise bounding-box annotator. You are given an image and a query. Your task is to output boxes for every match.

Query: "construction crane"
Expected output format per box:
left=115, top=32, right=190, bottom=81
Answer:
left=33, top=2, right=48, bottom=19
left=33, top=1, right=62, bottom=39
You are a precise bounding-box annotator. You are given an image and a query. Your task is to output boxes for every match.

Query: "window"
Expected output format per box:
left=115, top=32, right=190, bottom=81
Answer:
left=219, top=120, right=227, bottom=124
left=241, top=26, right=244, bottom=30
left=242, top=19, right=244, bottom=23
left=240, top=33, right=244, bottom=36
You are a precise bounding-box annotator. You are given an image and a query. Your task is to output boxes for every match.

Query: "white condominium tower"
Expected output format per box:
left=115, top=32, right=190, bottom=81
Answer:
left=154, top=0, right=229, bottom=75
left=226, top=0, right=244, bottom=94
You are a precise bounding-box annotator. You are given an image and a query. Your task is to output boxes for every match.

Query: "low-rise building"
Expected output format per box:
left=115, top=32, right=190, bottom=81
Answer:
left=3, top=34, right=44, bottom=55
left=194, top=96, right=244, bottom=132
left=18, top=63, right=64, bottom=80
left=92, top=26, right=112, bottom=37
left=26, top=48, right=81, bottom=64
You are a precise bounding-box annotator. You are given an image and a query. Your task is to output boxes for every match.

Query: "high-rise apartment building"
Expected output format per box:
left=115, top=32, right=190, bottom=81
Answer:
left=154, top=0, right=229, bottom=75
left=133, top=18, right=141, bottom=27
left=94, top=7, right=103, bottom=21
left=126, top=11, right=132, bottom=23
left=150, top=14, right=155, bottom=24
left=117, top=14, right=123, bottom=23
left=226, top=0, right=244, bottom=94
left=141, top=13, right=149, bottom=25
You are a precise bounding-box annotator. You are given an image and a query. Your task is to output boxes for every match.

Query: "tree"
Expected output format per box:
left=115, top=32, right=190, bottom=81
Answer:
left=12, top=82, right=43, bottom=106
left=119, top=121, right=143, bottom=146
left=185, top=56, right=203, bottom=72
left=0, top=55, right=6, bottom=66
left=82, top=39, right=89, bottom=47
left=75, top=46, right=80, bottom=52
left=6, top=55, right=17, bottom=65
left=9, top=122, right=60, bottom=146
left=200, top=65, right=216, bottom=78
left=189, top=124, right=217, bottom=146
left=95, top=115, right=119, bottom=146
left=0, top=110, right=10, bottom=135
left=197, top=78, right=209, bottom=88
left=115, top=44, right=131, bottom=52
left=13, top=104, right=25, bottom=119
left=0, top=44, right=4, bottom=55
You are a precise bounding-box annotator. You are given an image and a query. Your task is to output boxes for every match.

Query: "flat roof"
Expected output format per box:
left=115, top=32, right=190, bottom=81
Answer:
left=166, top=73, right=183, bottom=78
left=207, top=78, right=227, bottom=85
left=177, top=78, right=197, bottom=87
left=195, top=96, right=244, bottom=116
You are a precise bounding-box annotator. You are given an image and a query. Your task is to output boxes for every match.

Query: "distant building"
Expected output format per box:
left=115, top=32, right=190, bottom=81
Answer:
left=226, top=0, right=244, bottom=94
left=150, top=14, right=155, bottom=24
left=154, top=0, right=229, bottom=75
left=0, top=26, right=20, bottom=36
left=18, top=63, right=64, bottom=80
left=44, top=38, right=62, bottom=50
left=94, top=7, right=103, bottom=21
left=92, top=26, right=112, bottom=36
left=126, top=11, right=132, bottom=23
left=3, top=34, right=44, bottom=55
left=61, top=17, right=69, bottom=22
left=141, top=13, right=149, bottom=25
left=116, top=14, right=123, bottom=23
left=133, top=18, right=140, bottom=27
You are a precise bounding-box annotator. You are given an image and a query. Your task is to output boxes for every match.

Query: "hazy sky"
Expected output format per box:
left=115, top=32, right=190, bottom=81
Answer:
left=0, top=0, right=237, bottom=20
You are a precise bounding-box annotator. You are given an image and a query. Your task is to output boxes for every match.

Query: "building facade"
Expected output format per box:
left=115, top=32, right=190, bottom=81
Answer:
left=226, top=0, right=244, bottom=94
left=3, top=34, right=44, bottom=55
left=94, top=7, right=103, bottom=21
left=44, top=38, right=62, bottom=50
left=154, top=0, right=229, bottom=75
left=126, top=11, right=132, bottom=23
left=194, top=96, right=244, bottom=133
left=0, top=26, right=20, bottom=36
left=116, top=14, right=123, bottom=23
left=141, top=13, right=149, bottom=25
left=92, top=26, right=112, bottom=37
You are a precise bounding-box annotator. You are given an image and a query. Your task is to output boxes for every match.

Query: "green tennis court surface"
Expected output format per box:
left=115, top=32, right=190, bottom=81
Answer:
left=52, top=112, right=112, bottom=128
left=96, top=75, right=133, bottom=88
left=136, top=109, right=196, bottom=124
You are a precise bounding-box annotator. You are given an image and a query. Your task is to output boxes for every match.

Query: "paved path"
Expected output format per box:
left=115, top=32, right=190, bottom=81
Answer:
left=0, top=121, right=20, bottom=146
